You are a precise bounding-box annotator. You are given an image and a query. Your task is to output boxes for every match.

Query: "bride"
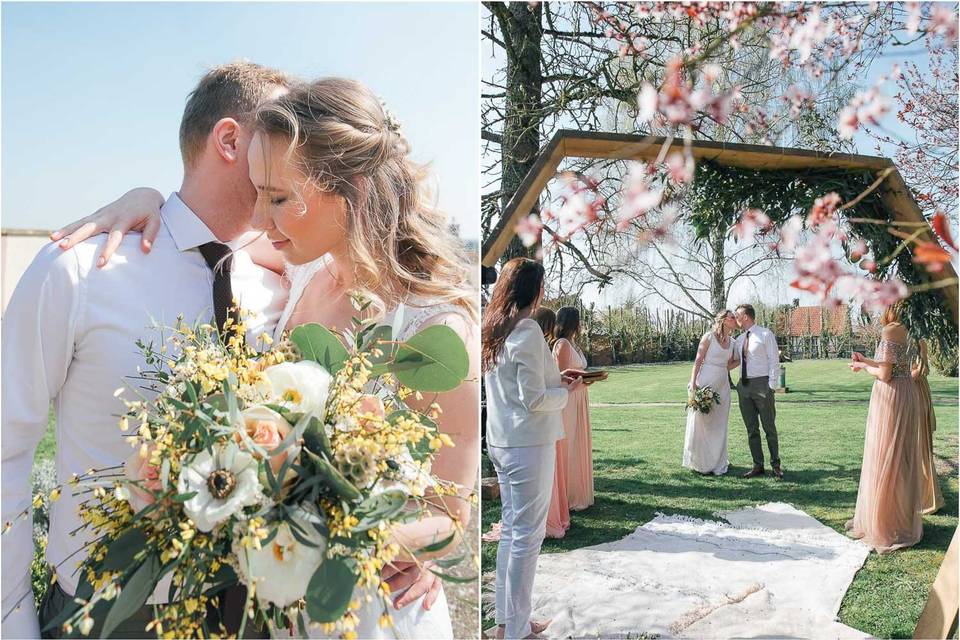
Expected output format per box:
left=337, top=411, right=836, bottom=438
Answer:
left=49, top=77, right=478, bottom=639
left=683, top=310, right=739, bottom=476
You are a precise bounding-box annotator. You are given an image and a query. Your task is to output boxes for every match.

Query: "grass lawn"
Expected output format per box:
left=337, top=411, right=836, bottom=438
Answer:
left=481, top=359, right=958, bottom=639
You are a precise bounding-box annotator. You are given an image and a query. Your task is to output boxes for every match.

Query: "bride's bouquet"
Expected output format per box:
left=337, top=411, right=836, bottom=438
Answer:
left=687, top=386, right=722, bottom=414
left=48, top=303, right=472, bottom=639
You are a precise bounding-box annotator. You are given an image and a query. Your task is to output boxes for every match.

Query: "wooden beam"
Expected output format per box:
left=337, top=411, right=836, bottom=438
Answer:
left=879, top=169, right=959, bottom=324
left=560, top=130, right=894, bottom=171
left=481, top=132, right=567, bottom=267
left=482, top=130, right=897, bottom=266
left=914, top=529, right=959, bottom=639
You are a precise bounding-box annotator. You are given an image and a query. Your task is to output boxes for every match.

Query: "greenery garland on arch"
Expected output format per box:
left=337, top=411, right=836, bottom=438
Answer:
left=686, top=161, right=956, bottom=358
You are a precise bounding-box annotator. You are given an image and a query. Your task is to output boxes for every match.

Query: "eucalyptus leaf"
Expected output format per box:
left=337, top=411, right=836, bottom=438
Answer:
left=291, top=323, right=349, bottom=374
left=305, top=558, right=357, bottom=623
left=391, top=325, right=468, bottom=392
left=101, top=554, right=160, bottom=638
left=415, top=531, right=457, bottom=555
left=302, top=449, right=361, bottom=501
left=302, top=416, right=332, bottom=459
left=353, top=490, right=407, bottom=532
left=102, top=528, right=147, bottom=571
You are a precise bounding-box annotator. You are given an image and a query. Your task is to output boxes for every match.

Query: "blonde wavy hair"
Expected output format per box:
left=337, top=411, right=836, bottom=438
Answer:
left=712, top=309, right=733, bottom=341
left=254, top=77, right=477, bottom=322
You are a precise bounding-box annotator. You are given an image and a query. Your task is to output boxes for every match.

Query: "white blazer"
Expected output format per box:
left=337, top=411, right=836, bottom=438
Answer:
left=484, top=318, right=568, bottom=448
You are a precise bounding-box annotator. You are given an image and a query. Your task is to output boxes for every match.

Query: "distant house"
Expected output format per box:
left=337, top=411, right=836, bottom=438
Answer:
left=782, top=304, right=852, bottom=358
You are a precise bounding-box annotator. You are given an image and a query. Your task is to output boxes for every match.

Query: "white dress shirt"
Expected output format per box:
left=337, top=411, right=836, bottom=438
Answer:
left=734, top=323, right=780, bottom=389
left=484, top=318, right=568, bottom=448
left=1, top=194, right=286, bottom=638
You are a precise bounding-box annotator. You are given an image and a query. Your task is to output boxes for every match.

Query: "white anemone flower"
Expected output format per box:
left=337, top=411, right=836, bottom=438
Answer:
left=258, top=361, right=332, bottom=419
left=178, top=442, right=262, bottom=532
left=233, top=508, right=327, bottom=607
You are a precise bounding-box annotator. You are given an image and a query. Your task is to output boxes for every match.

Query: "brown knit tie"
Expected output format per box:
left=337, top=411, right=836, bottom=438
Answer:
left=198, top=242, right=240, bottom=336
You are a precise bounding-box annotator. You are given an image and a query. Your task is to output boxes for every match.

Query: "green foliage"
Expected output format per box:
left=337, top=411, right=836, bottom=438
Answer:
left=305, top=558, right=356, bottom=623
left=290, top=324, right=350, bottom=374
left=929, top=341, right=958, bottom=377
left=392, top=325, right=471, bottom=392
left=688, top=162, right=956, bottom=356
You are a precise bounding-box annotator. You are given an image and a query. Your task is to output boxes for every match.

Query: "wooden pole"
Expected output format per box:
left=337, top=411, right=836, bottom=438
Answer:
left=914, top=529, right=959, bottom=639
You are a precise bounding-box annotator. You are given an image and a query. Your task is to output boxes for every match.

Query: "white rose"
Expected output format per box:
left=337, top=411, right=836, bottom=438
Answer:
left=233, top=508, right=326, bottom=607
left=178, top=442, right=262, bottom=532
left=259, top=361, right=332, bottom=419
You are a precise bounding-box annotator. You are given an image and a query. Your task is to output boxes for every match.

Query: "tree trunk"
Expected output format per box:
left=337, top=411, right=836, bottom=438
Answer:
left=709, top=227, right=726, bottom=312
left=499, top=2, right=543, bottom=262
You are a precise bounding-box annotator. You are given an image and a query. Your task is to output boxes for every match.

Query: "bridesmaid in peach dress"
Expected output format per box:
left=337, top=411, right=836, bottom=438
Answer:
left=846, top=306, right=923, bottom=553
left=912, top=338, right=944, bottom=515
left=533, top=308, right=571, bottom=539
left=553, top=307, right=595, bottom=511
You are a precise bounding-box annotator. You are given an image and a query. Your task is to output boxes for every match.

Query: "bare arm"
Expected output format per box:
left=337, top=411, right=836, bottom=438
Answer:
left=51, top=187, right=166, bottom=266
left=387, top=312, right=480, bottom=561
left=689, top=334, right=711, bottom=390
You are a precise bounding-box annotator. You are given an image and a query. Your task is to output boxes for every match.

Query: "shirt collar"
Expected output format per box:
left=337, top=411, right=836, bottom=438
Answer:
left=160, top=192, right=219, bottom=252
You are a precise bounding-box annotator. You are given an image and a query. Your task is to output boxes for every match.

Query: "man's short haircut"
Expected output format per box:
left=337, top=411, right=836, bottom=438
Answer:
left=179, top=61, right=290, bottom=168
left=736, top=303, right=756, bottom=320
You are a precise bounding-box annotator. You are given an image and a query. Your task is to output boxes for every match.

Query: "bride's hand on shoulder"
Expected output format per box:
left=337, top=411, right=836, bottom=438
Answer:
left=50, top=187, right=165, bottom=267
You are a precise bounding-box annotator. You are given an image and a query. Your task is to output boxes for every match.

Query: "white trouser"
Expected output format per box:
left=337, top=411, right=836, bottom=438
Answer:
left=488, top=443, right=555, bottom=640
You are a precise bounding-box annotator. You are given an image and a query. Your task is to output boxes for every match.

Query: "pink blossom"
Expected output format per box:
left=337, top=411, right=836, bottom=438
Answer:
left=808, top=192, right=843, bottom=227
left=515, top=214, right=543, bottom=248
left=774, top=216, right=804, bottom=252
left=930, top=5, right=959, bottom=41
left=783, top=85, right=813, bottom=118
left=665, top=151, right=695, bottom=184
left=838, top=85, right=891, bottom=139
left=616, top=162, right=664, bottom=231
left=905, top=2, right=922, bottom=35
left=848, top=238, right=868, bottom=262
left=731, top=208, right=772, bottom=242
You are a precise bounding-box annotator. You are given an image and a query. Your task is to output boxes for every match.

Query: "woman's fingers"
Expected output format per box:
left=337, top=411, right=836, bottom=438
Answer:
left=141, top=214, right=162, bottom=252
left=422, top=572, right=441, bottom=610
left=50, top=219, right=89, bottom=244
left=393, top=568, right=435, bottom=609
left=97, top=229, right=125, bottom=268
left=58, top=221, right=99, bottom=250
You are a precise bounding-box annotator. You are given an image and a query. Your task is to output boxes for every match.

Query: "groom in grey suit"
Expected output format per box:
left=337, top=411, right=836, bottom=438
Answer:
left=734, top=304, right=783, bottom=480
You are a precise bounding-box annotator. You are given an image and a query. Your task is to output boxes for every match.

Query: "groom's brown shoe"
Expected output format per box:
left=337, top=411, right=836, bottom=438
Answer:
left=772, top=465, right=784, bottom=480
left=742, top=466, right=765, bottom=478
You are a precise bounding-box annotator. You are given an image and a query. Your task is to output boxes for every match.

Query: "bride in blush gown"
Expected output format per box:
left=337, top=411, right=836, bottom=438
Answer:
left=49, top=77, right=479, bottom=639
left=683, top=310, right=739, bottom=475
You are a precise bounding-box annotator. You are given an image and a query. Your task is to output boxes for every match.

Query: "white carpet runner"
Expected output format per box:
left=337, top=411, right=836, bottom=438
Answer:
left=528, top=502, right=871, bottom=639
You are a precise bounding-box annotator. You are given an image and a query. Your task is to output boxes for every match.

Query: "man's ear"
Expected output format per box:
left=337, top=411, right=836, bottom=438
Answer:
left=210, top=117, right=243, bottom=163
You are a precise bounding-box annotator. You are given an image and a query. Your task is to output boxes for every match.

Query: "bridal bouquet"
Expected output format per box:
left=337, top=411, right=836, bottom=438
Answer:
left=687, top=386, right=722, bottom=414
left=49, top=305, right=471, bottom=639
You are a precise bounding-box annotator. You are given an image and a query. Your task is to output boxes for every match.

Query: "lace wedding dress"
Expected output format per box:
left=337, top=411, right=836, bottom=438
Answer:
left=274, top=256, right=460, bottom=639
left=682, top=332, right=732, bottom=475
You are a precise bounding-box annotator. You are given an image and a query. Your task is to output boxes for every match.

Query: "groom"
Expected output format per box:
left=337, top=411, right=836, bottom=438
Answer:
left=733, top=304, right=783, bottom=480
left=2, top=62, right=436, bottom=639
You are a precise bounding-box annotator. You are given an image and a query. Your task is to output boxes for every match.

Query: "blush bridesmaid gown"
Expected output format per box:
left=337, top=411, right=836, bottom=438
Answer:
left=544, top=437, right=570, bottom=538
left=846, top=337, right=923, bottom=553
left=554, top=338, right=595, bottom=511
left=914, top=340, right=944, bottom=515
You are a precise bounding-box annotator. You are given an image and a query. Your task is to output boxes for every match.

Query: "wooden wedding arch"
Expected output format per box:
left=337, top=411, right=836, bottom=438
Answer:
left=482, top=130, right=959, bottom=638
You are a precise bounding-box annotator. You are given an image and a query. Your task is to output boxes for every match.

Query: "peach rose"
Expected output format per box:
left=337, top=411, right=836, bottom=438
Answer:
left=356, top=395, right=386, bottom=432
left=123, top=443, right=162, bottom=512
left=237, top=406, right=293, bottom=474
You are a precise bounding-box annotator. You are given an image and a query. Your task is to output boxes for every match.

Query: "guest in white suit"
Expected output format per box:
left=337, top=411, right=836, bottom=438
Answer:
left=482, top=258, right=582, bottom=640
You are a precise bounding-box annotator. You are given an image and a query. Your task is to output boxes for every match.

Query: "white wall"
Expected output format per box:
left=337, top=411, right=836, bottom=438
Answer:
left=2, top=230, right=52, bottom=314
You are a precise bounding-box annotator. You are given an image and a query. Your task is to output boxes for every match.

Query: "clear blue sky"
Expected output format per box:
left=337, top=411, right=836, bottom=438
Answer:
left=1, top=2, right=479, bottom=239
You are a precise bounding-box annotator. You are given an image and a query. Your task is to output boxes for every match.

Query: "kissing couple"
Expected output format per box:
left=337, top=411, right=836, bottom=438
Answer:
left=683, top=304, right=783, bottom=480
left=2, top=61, right=479, bottom=639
